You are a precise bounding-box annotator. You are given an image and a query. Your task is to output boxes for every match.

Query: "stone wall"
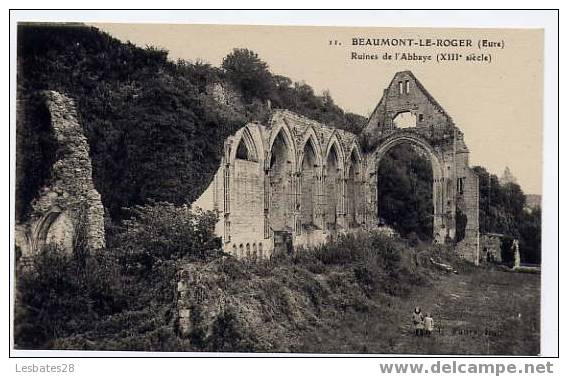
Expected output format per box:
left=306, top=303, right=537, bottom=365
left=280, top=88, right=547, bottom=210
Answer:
left=176, top=263, right=226, bottom=338
left=195, top=71, right=480, bottom=263
left=16, top=91, right=105, bottom=257
left=455, top=150, right=480, bottom=263
left=365, top=70, right=454, bottom=146
left=480, top=234, right=503, bottom=264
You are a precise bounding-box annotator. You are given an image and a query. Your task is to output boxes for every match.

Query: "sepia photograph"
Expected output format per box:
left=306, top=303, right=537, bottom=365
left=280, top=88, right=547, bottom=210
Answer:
left=10, top=13, right=554, bottom=357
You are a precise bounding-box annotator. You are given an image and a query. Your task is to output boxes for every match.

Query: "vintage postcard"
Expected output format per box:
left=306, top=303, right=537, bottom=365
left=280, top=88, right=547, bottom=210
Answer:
left=12, top=18, right=550, bottom=357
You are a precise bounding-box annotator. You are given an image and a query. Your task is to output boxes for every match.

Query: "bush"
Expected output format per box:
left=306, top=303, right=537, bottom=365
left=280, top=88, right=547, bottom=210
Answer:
left=14, top=247, right=125, bottom=349
left=15, top=202, right=224, bottom=351
left=117, top=202, right=221, bottom=270
left=206, top=309, right=259, bottom=352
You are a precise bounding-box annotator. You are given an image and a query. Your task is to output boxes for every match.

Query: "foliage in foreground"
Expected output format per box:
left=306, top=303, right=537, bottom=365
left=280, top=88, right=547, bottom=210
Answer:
left=15, top=214, right=539, bottom=355
left=14, top=203, right=218, bottom=350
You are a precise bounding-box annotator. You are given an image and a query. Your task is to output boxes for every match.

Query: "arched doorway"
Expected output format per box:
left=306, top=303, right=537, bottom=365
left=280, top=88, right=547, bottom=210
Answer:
left=377, top=143, right=433, bottom=240
left=368, top=133, right=445, bottom=243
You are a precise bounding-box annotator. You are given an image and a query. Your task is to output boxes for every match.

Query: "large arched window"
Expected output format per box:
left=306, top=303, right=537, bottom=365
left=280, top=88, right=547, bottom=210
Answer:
left=346, top=148, right=362, bottom=228
left=300, top=138, right=319, bottom=228
left=234, top=128, right=258, bottom=161
left=268, top=129, right=295, bottom=232
left=325, top=142, right=342, bottom=230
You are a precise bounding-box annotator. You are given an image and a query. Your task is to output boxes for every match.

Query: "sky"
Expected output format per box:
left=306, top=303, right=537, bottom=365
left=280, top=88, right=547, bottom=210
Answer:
left=92, top=23, right=543, bottom=195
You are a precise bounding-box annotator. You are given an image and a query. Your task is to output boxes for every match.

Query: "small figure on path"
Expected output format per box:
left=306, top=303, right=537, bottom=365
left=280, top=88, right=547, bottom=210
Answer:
left=412, top=307, right=425, bottom=336
left=424, top=313, right=434, bottom=337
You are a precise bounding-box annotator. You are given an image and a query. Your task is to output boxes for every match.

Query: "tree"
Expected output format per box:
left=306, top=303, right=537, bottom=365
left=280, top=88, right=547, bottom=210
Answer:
left=500, top=166, right=518, bottom=185
left=222, top=48, right=275, bottom=102
left=17, top=24, right=246, bottom=221
left=473, top=166, right=540, bottom=263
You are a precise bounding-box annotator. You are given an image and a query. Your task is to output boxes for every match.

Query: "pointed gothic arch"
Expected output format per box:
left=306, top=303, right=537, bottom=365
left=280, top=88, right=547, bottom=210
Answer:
left=267, top=125, right=297, bottom=233
left=299, top=130, right=323, bottom=229
left=266, top=123, right=297, bottom=171
left=346, top=142, right=363, bottom=227
left=231, top=125, right=261, bottom=162
left=366, top=131, right=445, bottom=242
left=324, top=131, right=346, bottom=168
left=298, top=125, right=324, bottom=168
left=324, top=135, right=346, bottom=230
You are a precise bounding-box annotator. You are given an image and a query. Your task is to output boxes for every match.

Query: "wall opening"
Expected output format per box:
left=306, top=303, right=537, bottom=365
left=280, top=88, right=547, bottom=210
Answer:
left=269, top=131, right=294, bottom=232
left=393, top=111, right=417, bottom=129
left=300, top=139, right=318, bottom=229
left=236, top=139, right=251, bottom=160
left=455, top=208, right=467, bottom=242
left=377, top=143, right=433, bottom=241
left=235, top=129, right=258, bottom=161
left=325, top=143, right=341, bottom=230
left=346, top=150, right=361, bottom=228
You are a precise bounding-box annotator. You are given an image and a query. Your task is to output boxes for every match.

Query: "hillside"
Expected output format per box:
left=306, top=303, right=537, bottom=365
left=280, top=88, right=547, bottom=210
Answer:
left=16, top=23, right=366, bottom=222
left=14, top=223, right=539, bottom=354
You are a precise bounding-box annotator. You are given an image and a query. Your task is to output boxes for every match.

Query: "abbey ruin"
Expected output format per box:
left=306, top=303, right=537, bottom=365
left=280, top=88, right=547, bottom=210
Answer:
left=195, top=71, right=480, bottom=263
left=14, top=71, right=479, bottom=264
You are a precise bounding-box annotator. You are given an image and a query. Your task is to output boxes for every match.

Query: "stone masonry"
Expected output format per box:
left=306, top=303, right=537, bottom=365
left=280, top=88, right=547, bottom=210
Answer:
left=195, top=71, right=481, bottom=264
left=15, top=91, right=106, bottom=257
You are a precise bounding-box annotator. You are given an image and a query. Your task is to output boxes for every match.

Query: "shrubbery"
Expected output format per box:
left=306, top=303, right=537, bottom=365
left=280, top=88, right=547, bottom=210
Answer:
left=116, top=202, right=220, bottom=267
left=15, top=202, right=220, bottom=350
left=475, top=166, right=541, bottom=263
left=289, top=231, right=429, bottom=298
left=14, top=246, right=125, bottom=349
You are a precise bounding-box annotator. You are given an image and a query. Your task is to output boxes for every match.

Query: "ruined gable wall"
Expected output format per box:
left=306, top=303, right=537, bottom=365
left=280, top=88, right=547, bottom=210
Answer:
left=16, top=91, right=105, bottom=257
left=365, top=71, right=454, bottom=148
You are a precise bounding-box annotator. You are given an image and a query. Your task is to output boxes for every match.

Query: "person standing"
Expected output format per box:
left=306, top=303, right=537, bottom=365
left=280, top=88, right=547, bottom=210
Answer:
left=412, top=307, right=425, bottom=336
left=424, top=313, right=434, bottom=336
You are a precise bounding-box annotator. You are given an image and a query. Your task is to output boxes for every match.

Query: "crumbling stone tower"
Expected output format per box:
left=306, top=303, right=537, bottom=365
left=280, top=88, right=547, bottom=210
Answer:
left=15, top=91, right=106, bottom=258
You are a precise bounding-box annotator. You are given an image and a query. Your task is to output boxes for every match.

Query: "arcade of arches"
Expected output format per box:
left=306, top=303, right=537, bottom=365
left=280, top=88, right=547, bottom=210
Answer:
left=194, top=71, right=480, bottom=263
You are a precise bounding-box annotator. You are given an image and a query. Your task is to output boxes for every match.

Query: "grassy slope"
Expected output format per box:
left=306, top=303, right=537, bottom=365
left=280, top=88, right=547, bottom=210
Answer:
left=29, top=232, right=539, bottom=355
left=297, top=269, right=540, bottom=355
left=184, top=233, right=540, bottom=355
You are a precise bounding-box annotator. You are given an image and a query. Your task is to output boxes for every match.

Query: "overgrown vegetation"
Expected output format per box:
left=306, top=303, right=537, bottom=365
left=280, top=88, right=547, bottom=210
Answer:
left=15, top=95, right=58, bottom=221
left=17, top=24, right=365, bottom=222
left=15, top=203, right=218, bottom=350
left=474, top=166, right=541, bottom=264
left=14, top=207, right=435, bottom=351
left=15, top=223, right=539, bottom=354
